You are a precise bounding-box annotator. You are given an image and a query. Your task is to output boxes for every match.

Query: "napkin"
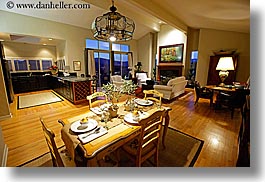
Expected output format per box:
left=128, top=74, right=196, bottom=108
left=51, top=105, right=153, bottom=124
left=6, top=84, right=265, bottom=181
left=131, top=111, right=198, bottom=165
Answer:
left=90, top=107, right=102, bottom=115
left=78, top=126, right=108, bottom=144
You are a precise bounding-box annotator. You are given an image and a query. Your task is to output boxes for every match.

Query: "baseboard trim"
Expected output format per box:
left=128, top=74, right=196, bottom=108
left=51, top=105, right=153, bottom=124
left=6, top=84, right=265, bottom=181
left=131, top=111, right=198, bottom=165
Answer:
left=0, top=113, right=12, bottom=121
left=1, top=144, right=8, bottom=167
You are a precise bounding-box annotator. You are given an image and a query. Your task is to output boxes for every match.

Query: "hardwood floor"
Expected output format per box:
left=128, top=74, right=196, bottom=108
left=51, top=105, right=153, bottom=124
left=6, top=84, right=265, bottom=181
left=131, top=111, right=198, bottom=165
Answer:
left=0, top=89, right=242, bottom=167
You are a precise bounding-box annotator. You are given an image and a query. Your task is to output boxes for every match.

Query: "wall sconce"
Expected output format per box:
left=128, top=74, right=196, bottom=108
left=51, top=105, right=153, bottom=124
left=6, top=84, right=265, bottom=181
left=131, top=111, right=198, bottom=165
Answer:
left=216, top=57, right=234, bottom=87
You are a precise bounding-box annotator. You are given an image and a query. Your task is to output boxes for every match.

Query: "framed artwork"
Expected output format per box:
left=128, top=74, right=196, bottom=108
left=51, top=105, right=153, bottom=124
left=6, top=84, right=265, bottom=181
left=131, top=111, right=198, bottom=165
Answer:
left=159, top=43, right=184, bottom=63
left=73, top=61, right=81, bottom=71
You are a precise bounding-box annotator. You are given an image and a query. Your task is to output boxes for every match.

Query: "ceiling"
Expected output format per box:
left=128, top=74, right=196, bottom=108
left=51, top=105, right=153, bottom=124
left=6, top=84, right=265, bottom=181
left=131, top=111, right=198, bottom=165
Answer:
left=0, top=0, right=250, bottom=45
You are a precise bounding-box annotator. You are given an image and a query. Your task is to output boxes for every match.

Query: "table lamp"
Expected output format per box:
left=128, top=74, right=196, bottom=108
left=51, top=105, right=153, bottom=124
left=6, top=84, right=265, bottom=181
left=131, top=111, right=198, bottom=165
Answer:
left=216, top=57, right=234, bottom=87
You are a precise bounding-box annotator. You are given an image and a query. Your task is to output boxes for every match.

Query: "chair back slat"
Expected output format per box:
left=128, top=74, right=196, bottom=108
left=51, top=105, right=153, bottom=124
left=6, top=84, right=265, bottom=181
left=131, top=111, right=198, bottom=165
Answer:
left=137, top=110, right=165, bottom=165
left=40, top=118, right=64, bottom=167
left=143, top=90, right=163, bottom=107
left=87, top=92, right=108, bottom=109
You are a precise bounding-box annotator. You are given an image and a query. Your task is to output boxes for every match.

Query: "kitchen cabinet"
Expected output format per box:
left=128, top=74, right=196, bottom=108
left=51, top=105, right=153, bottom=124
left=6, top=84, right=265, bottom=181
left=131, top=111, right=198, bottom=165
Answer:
left=12, top=75, right=49, bottom=93
left=49, top=76, right=92, bottom=104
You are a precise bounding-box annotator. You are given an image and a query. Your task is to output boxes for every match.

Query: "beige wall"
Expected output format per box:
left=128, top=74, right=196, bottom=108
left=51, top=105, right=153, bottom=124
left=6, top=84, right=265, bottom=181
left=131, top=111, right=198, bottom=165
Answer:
left=0, top=10, right=138, bottom=75
left=137, top=33, right=152, bottom=77
left=158, top=24, right=187, bottom=75
left=136, top=25, right=187, bottom=78
left=185, top=28, right=200, bottom=77
left=197, top=28, right=250, bottom=86
left=3, top=41, right=56, bottom=61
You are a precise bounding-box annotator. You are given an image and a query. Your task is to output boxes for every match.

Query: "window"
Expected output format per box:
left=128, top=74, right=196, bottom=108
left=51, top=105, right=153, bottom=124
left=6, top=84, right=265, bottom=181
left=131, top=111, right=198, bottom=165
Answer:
left=94, top=52, right=110, bottom=86
left=28, top=60, right=41, bottom=70
left=121, top=44, right=129, bottom=52
left=114, top=54, right=129, bottom=77
left=86, top=38, right=131, bottom=86
left=42, top=60, right=52, bottom=70
left=112, top=43, right=130, bottom=52
left=112, top=43, right=120, bottom=51
left=7, top=58, right=53, bottom=72
left=86, top=39, right=130, bottom=53
left=99, top=41, right=110, bottom=50
left=86, top=39, right=98, bottom=49
left=14, top=59, right=27, bottom=71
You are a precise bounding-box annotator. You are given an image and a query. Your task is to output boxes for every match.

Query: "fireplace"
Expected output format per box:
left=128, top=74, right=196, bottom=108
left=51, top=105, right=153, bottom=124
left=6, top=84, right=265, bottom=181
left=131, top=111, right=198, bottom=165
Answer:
left=157, top=63, right=183, bottom=81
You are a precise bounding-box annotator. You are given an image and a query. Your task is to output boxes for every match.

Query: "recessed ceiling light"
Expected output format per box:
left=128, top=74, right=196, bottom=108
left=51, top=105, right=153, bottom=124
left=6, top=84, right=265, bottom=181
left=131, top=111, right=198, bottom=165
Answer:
left=43, top=43, right=47, bottom=45
left=48, top=38, right=53, bottom=41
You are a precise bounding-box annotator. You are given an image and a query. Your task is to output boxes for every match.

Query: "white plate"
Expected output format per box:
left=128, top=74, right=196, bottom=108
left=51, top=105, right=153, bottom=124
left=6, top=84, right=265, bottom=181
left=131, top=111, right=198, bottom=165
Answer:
left=134, top=98, right=153, bottom=106
left=70, top=119, right=98, bottom=133
left=124, top=113, right=140, bottom=124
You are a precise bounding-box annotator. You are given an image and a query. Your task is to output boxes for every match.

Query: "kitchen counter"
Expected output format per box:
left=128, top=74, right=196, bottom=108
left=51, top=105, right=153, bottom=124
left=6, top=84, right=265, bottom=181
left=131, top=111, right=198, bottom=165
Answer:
left=55, top=76, right=93, bottom=82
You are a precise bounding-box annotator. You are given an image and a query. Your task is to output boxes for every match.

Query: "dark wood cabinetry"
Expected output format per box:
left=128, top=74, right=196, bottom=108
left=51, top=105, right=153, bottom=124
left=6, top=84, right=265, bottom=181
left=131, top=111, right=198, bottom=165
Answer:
left=12, top=76, right=49, bottom=93
left=11, top=72, right=91, bottom=104
left=49, top=76, right=74, bottom=103
left=49, top=76, right=91, bottom=104
left=207, top=54, right=238, bottom=85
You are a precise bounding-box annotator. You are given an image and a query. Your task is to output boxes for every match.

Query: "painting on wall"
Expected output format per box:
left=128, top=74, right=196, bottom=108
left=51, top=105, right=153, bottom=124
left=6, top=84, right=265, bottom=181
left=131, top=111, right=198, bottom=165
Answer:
left=73, top=61, right=81, bottom=71
left=159, top=43, right=184, bottom=63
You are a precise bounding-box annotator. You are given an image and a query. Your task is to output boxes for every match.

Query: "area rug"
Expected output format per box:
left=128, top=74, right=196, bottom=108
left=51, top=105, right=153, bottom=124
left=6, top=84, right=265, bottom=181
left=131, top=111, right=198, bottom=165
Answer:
left=119, top=126, right=204, bottom=167
left=20, top=127, right=203, bottom=167
left=18, top=91, right=63, bottom=109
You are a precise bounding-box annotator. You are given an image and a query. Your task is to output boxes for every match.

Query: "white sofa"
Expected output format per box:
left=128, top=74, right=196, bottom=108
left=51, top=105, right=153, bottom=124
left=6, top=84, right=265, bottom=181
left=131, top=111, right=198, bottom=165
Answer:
left=154, top=76, right=188, bottom=100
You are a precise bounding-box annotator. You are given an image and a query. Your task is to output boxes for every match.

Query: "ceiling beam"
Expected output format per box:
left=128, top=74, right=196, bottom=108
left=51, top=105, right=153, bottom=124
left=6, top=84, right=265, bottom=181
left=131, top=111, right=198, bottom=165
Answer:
left=126, top=0, right=188, bottom=33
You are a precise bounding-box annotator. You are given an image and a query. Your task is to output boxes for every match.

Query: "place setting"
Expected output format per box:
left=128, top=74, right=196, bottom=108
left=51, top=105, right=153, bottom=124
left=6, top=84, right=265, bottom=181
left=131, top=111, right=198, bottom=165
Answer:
left=134, top=98, right=154, bottom=106
left=69, top=116, right=108, bottom=144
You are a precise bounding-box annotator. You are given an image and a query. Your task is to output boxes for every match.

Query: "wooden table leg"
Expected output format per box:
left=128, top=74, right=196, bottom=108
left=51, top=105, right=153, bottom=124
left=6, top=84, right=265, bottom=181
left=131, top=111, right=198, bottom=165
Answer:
left=162, top=110, right=170, bottom=149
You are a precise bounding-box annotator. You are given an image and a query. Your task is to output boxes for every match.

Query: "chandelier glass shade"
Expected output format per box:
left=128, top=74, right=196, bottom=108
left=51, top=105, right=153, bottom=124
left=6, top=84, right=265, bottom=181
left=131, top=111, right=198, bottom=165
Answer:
left=92, top=1, right=135, bottom=42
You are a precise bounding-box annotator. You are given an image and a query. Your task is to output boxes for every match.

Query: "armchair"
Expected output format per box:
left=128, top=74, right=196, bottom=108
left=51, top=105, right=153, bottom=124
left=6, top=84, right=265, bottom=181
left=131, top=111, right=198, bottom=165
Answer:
left=135, top=72, right=151, bottom=87
left=110, top=75, right=124, bottom=88
left=194, top=81, right=213, bottom=106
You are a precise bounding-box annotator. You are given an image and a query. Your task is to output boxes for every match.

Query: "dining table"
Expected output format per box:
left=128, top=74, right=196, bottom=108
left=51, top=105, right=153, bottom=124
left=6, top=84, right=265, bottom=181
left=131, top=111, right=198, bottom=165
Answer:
left=60, top=98, right=171, bottom=167
left=205, top=85, right=250, bottom=109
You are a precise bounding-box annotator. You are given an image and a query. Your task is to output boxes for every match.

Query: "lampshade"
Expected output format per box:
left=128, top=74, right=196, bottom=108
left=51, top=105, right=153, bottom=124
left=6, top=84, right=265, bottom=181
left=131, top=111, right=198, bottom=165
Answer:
left=216, top=57, right=235, bottom=71
left=92, top=0, right=135, bottom=42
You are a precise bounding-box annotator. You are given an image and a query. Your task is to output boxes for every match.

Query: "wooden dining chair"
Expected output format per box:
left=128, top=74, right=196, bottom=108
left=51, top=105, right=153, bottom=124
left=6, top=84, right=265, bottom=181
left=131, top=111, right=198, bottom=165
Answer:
left=120, top=109, right=165, bottom=167
left=40, top=118, right=75, bottom=167
left=86, top=91, right=108, bottom=109
left=194, top=81, right=213, bottom=107
left=143, top=89, right=163, bottom=107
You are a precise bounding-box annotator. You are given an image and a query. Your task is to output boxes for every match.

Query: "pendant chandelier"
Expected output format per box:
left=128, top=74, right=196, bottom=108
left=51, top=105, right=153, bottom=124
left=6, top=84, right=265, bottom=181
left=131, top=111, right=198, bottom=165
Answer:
left=92, top=0, right=135, bottom=42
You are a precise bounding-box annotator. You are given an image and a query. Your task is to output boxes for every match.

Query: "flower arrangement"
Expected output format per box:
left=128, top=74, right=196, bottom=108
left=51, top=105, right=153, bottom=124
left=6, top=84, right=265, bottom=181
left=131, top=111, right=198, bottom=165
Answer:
left=49, top=65, right=58, bottom=71
left=102, top=80, right=137, bottom=102
left=120, top=80, right=137, bottom=95
left=102, top=80, right=138, bottom=113
left=49, top=65, right=58, bottom=75
left=102, top=83, right=121, bottom=104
